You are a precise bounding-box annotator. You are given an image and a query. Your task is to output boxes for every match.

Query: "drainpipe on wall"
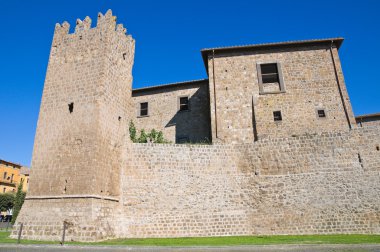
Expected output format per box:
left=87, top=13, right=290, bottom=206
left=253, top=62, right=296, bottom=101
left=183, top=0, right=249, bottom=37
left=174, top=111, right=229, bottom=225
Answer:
left=329, top=40, right=352, bottom=130
left=212, top=50, right=218, bottom=139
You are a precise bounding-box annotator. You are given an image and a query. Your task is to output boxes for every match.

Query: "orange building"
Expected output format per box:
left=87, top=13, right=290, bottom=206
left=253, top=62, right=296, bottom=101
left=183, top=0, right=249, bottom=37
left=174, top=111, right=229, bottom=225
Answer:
left=0, top=159, right=30, bottom=193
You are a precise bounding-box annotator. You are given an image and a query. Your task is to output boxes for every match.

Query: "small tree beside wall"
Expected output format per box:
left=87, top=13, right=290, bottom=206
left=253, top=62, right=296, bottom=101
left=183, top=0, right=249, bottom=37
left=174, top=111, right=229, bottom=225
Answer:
left=0, top=193, right=15, bottom=213
left=11, top=179, right=26, bottom=224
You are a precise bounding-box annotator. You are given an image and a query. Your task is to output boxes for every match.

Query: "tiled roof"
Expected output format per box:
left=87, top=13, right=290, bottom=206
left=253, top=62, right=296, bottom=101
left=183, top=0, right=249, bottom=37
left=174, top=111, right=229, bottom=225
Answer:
left=0, top=159, right=23, bottom=168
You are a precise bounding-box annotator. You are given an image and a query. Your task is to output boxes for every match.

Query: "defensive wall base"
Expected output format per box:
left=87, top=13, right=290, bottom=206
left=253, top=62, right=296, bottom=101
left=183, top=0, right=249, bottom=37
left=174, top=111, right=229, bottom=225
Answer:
left=12, top=126, right=380, bottom=241
left=11, top=198, right=120, bottom=242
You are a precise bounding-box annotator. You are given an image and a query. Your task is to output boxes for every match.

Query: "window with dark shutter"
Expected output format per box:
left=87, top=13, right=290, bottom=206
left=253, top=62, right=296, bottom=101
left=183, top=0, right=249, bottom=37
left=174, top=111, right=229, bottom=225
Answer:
left=140, top=102, right=148, bottom=116
left=179, top=97, right=189, bottom=111
left=260, top=63, right=279, bottom=83
left=257, top=62, right=285, bottom=94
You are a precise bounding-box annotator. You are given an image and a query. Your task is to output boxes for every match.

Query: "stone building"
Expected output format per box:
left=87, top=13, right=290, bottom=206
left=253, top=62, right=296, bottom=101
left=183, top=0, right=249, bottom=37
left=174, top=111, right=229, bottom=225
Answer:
left=133, top=79, right=211, bottom=143
left=356, top=113, right=380, bottom=128
left=12, top=10, right=380, bottom=241
left=133, top=38, right=357, bottom=144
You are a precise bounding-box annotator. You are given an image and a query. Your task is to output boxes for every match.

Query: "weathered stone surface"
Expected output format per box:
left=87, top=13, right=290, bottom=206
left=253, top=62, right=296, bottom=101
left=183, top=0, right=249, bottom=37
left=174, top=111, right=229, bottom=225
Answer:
left=116, top=127, right=380, bottom=238
left=356, top=114, right=380, bottom=128
left=12, top=10, right=135, bottom=241
left=207, top=45, right=356, bottom=143
left=132, top=80, right=211, bottom=143
left=12, top=10, right=380, bottom=241
left=13, top=126, right=380, bottom=241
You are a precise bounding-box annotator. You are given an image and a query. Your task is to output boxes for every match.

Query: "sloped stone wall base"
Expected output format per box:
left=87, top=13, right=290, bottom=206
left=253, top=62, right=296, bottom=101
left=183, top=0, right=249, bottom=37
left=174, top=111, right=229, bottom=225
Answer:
left=11, top=198, right=118, bottom=242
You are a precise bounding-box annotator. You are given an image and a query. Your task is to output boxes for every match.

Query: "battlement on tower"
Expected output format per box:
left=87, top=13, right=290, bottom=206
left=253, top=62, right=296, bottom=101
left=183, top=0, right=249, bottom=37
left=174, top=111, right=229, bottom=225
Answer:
left=50, top=9, right=135, bottom=74
left=53, top=9, right=132, bottom=44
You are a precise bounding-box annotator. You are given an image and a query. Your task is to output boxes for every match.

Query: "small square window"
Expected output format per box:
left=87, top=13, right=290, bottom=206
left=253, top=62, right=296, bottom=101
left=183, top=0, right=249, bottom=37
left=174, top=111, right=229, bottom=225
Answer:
left=273, top=111, right=282, bottom=121
left=179, top=97, right=189, bottom=111
left=140, top=102, right=148, bottom=116
left=317, top=109, right=326, bottom=118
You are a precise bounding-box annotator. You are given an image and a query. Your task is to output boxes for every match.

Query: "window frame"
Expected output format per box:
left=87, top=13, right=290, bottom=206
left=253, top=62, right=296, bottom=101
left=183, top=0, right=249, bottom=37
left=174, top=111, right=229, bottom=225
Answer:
left=178, top=96, right=190, bottom=112
left=273, top=110, right=283, bottom=122
left=138, top=102, right=149, bottom=117
left=256, top=62, right=285, bottom=95
left=316, top=108, right=327, bottom=119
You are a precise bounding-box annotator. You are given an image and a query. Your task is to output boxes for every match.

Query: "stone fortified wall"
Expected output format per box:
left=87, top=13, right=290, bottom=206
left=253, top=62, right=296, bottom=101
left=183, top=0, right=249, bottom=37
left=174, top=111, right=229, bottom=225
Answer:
left=13, top=127, right=380, bottom=241
left=361, top=120, right=380, bottom=128
left=114, top=126, right=380, bottom=238
left=357, top=115, right=380, bottom=128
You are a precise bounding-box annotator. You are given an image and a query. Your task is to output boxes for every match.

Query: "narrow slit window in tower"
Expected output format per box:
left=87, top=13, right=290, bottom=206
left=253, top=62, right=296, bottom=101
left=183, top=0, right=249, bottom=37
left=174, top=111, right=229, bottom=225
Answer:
left=68, top=103, right=74, bottom=113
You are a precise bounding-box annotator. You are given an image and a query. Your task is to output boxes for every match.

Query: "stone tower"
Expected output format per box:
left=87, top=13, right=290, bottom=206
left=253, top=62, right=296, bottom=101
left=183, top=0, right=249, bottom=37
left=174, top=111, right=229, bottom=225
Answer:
left=12, top=10, right=135, bottom=241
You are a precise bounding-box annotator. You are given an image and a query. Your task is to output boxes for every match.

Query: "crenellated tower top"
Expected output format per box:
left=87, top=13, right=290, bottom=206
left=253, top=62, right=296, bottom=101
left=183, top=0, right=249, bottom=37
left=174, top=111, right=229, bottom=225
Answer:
left=53, top=9, right=132, bottom=44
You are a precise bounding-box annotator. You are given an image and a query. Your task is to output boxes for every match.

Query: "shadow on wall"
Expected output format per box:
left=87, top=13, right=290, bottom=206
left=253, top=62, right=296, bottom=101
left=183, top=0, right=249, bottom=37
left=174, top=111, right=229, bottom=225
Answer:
left=165, top=87, right=211, bottom=144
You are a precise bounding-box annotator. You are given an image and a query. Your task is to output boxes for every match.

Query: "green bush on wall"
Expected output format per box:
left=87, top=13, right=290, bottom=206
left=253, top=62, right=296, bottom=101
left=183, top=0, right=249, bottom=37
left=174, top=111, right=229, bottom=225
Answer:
left=129, top=121, right=170, bottom=144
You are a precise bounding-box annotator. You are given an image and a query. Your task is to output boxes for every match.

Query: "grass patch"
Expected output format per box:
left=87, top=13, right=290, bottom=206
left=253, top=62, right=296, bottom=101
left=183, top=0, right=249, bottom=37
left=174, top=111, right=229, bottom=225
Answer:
left=0, top=231, right=379, bottom=246
left=0, top=231, right=56, bottom=245
left=94, top=234, right=380, bottom=246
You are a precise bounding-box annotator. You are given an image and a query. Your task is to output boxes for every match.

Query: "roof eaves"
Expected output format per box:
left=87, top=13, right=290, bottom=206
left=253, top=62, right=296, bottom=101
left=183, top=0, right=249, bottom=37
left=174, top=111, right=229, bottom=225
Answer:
left=132, top=78, right=209, bottom=93
left=0, top=159, right=23, bottom=168
left=201, top=37, right=344, bottom=53
left=201, top=37, right=344, bottom=75
left=355, top=112, right=380, bottom=120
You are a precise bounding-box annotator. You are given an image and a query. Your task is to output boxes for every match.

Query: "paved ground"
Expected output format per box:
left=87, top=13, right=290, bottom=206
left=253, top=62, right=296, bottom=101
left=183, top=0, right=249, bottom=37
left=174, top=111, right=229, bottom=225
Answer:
left=0, top=244, right=380, bottom=252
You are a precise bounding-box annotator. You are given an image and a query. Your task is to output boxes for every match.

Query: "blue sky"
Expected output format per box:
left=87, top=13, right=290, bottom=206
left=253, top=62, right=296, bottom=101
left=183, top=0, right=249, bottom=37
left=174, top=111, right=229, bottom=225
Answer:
left=0, top=0, right=379, bottom=166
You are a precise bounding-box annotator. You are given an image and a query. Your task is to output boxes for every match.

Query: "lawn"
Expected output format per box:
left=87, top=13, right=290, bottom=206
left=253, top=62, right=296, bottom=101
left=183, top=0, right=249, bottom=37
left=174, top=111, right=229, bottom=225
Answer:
left=0, top=231, right=379, bottom=246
